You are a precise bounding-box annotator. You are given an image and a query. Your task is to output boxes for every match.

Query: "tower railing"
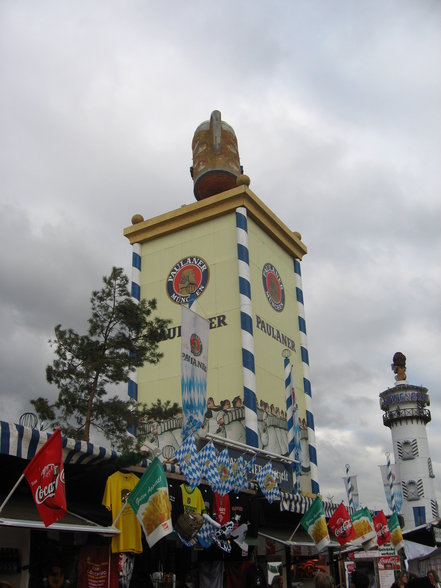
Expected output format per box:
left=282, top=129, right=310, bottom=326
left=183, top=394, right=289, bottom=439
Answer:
left=383, top=407, right=431, bottom=427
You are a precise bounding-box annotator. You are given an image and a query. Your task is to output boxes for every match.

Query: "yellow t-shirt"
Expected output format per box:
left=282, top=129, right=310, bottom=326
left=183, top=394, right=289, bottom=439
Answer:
left=102, top=471, right=142, bottom=554
left=180, top=483, right=206, bottom=515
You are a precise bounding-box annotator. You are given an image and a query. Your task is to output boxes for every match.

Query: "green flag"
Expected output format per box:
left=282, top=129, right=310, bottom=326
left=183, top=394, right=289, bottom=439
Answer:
left=350, top=507, right=376, bottom=545
left=388, top=513, right=404, bottom=552
left=300, top=496, right=330, bottom=552
left=127, top=457, right=173, bottom=548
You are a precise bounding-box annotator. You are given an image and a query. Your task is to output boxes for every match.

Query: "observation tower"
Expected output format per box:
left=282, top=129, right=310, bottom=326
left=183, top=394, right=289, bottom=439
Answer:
left=379, top=352, right=438, bottom=529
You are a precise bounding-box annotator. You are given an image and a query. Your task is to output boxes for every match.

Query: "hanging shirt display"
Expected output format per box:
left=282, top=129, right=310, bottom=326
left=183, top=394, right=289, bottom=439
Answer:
left=212, top=492, right=230, bottom=526
left=77, top=546, right=119, bottom=588
left=180, top=483, right=206, bottom=515
left=102, top=471, right=142, bottom=554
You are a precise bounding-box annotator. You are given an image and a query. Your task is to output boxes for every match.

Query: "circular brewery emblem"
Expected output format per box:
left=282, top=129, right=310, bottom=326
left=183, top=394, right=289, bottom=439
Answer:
left=166, top=256, right=209, bottom=305
left=262, top=263, right=285, bottom=312
left=190, top=333, right=202, bottom=356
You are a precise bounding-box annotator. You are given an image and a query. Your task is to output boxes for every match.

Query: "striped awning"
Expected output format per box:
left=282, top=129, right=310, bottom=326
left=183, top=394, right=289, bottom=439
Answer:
left=0, top=420, right=118, bottom=465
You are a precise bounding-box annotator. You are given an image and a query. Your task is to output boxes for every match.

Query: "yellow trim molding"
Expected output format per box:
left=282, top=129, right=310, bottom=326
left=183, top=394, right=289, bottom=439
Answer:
left=123, top=185, right=307, bottom=259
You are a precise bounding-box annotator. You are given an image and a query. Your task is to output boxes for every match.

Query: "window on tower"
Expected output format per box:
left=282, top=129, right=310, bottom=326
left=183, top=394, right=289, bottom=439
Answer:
left=428, top=458, right=435, bottom=478
left=405, top=480, right=420, bottom=501
left=413, top=506, right=426, bottom=526
left=401, top=440, right=415, bottom=460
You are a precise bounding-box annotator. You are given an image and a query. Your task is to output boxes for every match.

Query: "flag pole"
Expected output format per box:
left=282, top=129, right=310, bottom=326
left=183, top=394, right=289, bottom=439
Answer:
left=288, top=520, right=302, bottom=543
left=0, top=473, right=24, bottom=514
left=111, top=500, right=128, bottom=528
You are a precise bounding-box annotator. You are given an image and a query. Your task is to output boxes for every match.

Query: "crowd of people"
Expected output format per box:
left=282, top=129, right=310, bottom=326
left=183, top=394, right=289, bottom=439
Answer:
left=391, top=570, right=441, bottom=588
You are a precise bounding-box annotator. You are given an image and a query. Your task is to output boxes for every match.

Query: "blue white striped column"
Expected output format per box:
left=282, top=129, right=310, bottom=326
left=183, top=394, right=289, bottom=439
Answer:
left=345, top=464, right=354, bottom=510
left=294, top=258, right=319, bottom=494
left=386, top=452, right=397, bottom=514
left=236, top=207, right=258, bottom=448
left=128, top=243, right=141, bottom=403
left=284, top=358, right=296, bottom=485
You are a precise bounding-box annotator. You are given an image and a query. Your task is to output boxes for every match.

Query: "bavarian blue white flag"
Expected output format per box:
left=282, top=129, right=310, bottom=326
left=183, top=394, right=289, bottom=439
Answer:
left=216, top=448, right=234, bottom=497
left=232, top=456, right=248, bottom=493
left=198, top=441, right=221, bottom=492
left=181, top=305, right=209, bottom=439
left=256, top=462, right=281, bottom=504
left=174, top=435, right=201, bottom=489
left=197, top=520, right=216, bottom=548
left=244, top=454, right=256, bottom=477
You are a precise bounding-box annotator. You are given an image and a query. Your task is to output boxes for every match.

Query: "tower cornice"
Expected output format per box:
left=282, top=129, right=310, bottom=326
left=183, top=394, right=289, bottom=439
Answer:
left=123, top=185, right=308, bottom=260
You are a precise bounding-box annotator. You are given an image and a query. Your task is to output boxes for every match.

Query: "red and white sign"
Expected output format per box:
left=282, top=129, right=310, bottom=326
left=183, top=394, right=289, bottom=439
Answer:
left=23, top=428, right=66, bottom=527
left=328, top=502, right=356, bottom=546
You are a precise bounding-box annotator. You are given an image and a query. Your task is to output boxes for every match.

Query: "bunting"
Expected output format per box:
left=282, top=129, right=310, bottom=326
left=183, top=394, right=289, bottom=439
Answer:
left=197, top=519, right=216, bottom=548
left=244, top=454, right=256, bottom=477
left=174, top=435, right=201, bottom=489
left=216, top=448, right=234, bottom=497
left=198, top=441, right=221, bottom=493
left=231, top=456, right=248, bottom=494
left=256, top=462, right=281, bottom=504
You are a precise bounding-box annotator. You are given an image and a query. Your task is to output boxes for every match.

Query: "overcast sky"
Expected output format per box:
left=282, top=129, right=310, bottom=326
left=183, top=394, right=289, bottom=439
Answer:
left=1, top=0, right=440, bottom=512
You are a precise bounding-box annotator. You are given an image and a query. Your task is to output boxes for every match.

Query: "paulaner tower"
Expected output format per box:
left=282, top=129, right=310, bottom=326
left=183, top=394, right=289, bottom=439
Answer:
left=380, top=352, right=439, bottom=529
left=124, top=111, right=319, bottom=494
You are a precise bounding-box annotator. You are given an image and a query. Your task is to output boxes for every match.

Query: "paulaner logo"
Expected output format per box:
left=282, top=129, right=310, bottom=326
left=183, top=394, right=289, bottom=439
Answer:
left=190, top=333, right=202, bottom=356
left=166, top=256, right=209, bottom=305
left=262, top=263, right=285, bottom=312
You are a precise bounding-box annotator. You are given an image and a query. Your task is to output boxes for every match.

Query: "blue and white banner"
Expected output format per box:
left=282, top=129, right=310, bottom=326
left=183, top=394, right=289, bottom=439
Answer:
left=198, top=441, right=221, bottom=493
left=380, top=463, right=402, bottom=513
left=256, top=462, right=281, bottom=504
left=343, top=466, right=360, bottom=510
left=174, top=435, right=201, bottom=489
left=181, top=305, right=209, bottom=439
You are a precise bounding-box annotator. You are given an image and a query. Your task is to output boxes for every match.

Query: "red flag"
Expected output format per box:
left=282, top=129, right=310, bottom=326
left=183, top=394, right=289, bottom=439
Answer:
left=328, top=502, right=356, bottom=546
left=373, top=510, right=392, bottom=546
left=23, top=428, right=66, bottom=527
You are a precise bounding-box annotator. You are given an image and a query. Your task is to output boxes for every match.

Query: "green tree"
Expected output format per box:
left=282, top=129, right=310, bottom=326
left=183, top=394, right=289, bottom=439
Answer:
left=144, top=398, right=181, bottom=421
left=31, top=267, right=170, bottom=452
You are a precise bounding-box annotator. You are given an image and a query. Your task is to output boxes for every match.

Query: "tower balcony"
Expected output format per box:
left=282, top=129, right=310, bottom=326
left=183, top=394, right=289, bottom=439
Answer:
left=383, top=407, right=431, bottom=427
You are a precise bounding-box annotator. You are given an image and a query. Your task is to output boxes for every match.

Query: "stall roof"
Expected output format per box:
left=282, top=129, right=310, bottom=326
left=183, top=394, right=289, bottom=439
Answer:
left=258, top=527, right=340, bottom=549
left=0, top=493, right=119, bottom=535
left=1, top=420, right=339, bottom=518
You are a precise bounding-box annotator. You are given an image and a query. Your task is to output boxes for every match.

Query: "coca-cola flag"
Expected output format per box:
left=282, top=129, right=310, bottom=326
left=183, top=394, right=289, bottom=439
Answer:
left=328, top=502, right=356, bottom=546
left=373, top=510, right=392, bottom=546
left=23, top=428, right=67, bottom=527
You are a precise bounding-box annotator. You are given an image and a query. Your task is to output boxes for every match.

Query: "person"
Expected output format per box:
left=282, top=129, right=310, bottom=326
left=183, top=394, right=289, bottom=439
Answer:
left=314, top=571, right=334, bottom=588
left=391, top=571, right=409, bottom=588
left=44, top=564, right=66, bottom=588
left=216, top=399, right=231, bottom=434
left=427, top=571, right=440, bottom=588
left=351, top=571, right=370, bottom=588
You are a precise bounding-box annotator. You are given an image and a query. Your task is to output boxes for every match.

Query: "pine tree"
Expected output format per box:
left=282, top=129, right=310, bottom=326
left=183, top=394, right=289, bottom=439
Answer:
left=31, top=267, right=170, bottom=452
